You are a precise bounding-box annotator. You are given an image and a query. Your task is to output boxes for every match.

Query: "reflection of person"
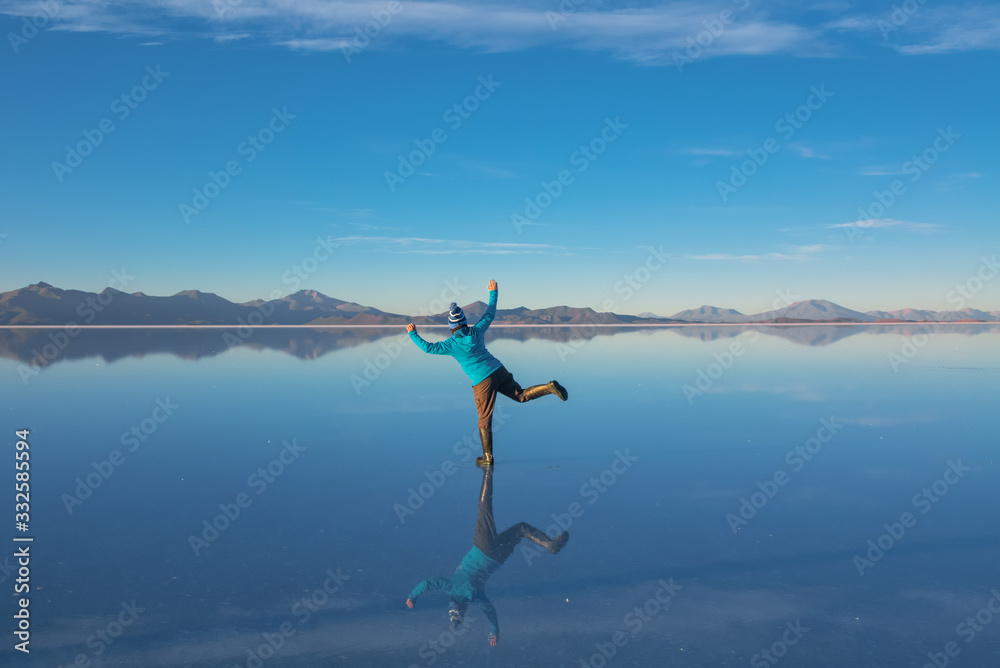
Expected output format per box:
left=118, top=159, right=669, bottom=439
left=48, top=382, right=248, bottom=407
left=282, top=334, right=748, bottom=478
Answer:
left=405, top=466, right=569, bottom=646
left=406, top=279, right=568, bottom=466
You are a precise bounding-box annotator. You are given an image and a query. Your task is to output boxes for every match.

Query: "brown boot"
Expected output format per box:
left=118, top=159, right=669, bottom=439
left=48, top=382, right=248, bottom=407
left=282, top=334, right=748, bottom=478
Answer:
left=522, top=524, right=570, bottom=554
left=476, top=425, right=494, bottom=467
left=521, top=380, right=568, bottom=402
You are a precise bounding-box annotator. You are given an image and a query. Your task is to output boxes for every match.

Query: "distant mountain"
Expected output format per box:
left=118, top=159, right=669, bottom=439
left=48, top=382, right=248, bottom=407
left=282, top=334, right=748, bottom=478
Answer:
left=748, top=299, right=877, bottom=323
left=0, top=283, right=394, bottom=326
left=866, top=307, right=934, bottom=321
left=671, top=305, right=747, bottom=323
left=464, top=302, right=680, bottom=325
left=259, top=290, right=398, bottom=326
left=1, top=284, right=996, bottom=326
left=865, top=307, right=1000, bottom=322
left=0, top=283, right=682, bottom=327
left=0, top=282, right=248, bottom=325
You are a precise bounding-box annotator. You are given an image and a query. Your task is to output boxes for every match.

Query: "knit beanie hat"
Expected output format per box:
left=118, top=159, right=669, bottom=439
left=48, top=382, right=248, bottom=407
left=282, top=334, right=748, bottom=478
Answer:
left=448, top=302, right=467, bottom=328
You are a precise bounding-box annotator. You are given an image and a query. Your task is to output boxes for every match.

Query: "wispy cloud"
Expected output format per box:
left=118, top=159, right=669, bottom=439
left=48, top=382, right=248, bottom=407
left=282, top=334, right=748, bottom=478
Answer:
left=687, top=253, right=798, bottom=261
left=688, top=243, right=829, bottom=262
left=824, top=16, right=873, bottom=31
left=0, top=0, right=832, bottom=64
left=826, top=218, right=944, bottom=232
left=858, top=165, right=904, bottom=176
left=276, top=38, right=354, bottom=52
left=678, top=147, right=741, bottom=157
left=893, top=5, right=1000, bottom=54
left=396, top=249, right=544, bottom=254
left=330, top=235, right=566, bottom=255
left=2, top=0, right=997, bottom=61
left=791, top=243, right=831, bottom=254
left=831, top=3, right=1000, bottom=54
left=215, top=33, right=251, bottom=43
left=789, top=143, right=828, bottom=159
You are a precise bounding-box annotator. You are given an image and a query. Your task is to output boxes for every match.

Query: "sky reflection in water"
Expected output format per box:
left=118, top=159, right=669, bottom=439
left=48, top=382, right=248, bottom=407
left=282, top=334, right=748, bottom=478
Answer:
left=1, top=325, right=997, bottom=667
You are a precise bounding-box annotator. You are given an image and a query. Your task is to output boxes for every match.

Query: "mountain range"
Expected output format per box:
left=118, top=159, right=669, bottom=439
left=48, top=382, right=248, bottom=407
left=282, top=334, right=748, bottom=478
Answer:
left=643, top=303, right=998, bottom=323
left=1, top=283, right=997, bottom=326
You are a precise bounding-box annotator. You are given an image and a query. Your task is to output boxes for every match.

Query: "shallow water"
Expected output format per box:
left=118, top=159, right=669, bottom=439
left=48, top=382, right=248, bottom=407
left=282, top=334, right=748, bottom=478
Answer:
left=1, top=325, right=998, bottom=667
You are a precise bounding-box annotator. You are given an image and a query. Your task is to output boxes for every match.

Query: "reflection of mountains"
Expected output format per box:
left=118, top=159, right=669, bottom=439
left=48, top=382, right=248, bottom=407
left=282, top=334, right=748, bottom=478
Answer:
left=0, top=327, right=390, bottom=366
left=671, top=323, right=1000, bottom=346
left=0, top=327, right=639, bottom=366
left=1, top=324, right=997, bottom=367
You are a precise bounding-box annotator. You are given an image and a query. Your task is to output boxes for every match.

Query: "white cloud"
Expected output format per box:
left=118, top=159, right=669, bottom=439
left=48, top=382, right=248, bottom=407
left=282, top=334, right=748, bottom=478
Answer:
left=0, top=0, right=832, bottom=64
left=826, top=218, right=944, bottom=232
left=2, top=1, right=996, bottom=66
left=893, top=6, right=1000, bottom=54
left=215, top=33, right=251, bottom=43
left=823, top=16, right=873, bottom=31
left=687, top=252, right=800, bottom=262
left=858, top=165, right=904, bottom=176
left=330, top=235, right=566, bottom=254
left=829, top=3, right=1000, bottom=54
left=791, top=243, right=831, bottom=254
left=688, top=243, right=829, bottom=262
left=277, top=38, right=355, bottom=51
left=396, top=249, right=543, bottom=254
left=789, top=143, right=828, bottom=159
left=679, top=147, right=741, bottom=156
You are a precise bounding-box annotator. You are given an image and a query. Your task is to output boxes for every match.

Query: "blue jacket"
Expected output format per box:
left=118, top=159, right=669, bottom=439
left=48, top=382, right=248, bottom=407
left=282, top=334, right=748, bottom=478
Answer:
left=408, top=546, right=501, bottom=637
left=409, top=289, right=503, bottom=385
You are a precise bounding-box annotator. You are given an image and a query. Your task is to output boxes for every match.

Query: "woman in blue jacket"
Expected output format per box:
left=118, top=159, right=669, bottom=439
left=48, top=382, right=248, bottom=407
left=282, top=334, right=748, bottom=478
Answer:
left=406, top=279, right=568, bottom=466
left=405, top=465, right=569, bottom=647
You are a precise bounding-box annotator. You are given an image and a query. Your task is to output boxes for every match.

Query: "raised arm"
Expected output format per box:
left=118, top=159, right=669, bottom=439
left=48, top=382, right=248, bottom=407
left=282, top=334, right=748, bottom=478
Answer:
left=406, top=324, right=456, bottom=355
left=478, top=597, right=500, bottom=645
left=473, top=279, right=498, bottom=333
left=407, top=577, right=449, bottom=606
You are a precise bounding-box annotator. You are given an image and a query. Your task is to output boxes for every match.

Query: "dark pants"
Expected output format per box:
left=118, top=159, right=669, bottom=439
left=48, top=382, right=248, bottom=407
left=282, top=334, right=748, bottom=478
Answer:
left=472, top=469, right=533, bottom=565
left=473, top=365, right=528, bottom=432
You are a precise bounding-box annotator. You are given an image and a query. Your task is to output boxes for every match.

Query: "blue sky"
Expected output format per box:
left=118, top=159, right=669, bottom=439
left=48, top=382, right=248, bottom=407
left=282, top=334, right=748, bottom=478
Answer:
left=1, top=0, right=998, bottom=316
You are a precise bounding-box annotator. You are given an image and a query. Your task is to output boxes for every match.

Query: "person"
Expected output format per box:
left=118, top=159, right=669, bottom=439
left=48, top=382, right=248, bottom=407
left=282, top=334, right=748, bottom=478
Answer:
left=405, top=465, right=569, bottom=647
left=406, top=279, right=568, bottom=466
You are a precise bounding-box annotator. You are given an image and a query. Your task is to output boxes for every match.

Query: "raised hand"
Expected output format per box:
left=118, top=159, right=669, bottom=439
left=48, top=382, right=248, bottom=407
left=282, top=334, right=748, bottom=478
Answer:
left=406, top=599, right=414, bottom=608
left=405, top=323, right=416, bottom=333
left=488, top=279, right=497, bottom=291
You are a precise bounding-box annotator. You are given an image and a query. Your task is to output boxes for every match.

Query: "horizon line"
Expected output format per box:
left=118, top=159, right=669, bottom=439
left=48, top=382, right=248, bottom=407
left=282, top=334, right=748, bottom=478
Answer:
left=2, top=323, right=997, bottom=330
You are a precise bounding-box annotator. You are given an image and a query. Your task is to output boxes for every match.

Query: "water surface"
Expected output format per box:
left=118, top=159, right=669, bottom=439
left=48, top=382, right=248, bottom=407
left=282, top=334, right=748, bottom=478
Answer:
left=1, top=325, right=998, bottom=667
